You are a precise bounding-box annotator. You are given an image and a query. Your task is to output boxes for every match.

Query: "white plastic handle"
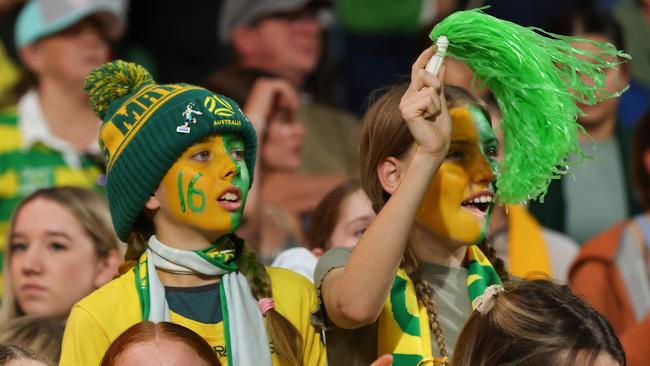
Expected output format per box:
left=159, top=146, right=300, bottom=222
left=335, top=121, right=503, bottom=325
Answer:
left=425, top=36, right=449, bottom=76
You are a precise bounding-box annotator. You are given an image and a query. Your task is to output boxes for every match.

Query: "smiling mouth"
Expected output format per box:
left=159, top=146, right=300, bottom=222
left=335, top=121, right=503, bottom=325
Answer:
left=461, top=192, right=494, bottom=214
left=217, top=187, right=242, bottom=211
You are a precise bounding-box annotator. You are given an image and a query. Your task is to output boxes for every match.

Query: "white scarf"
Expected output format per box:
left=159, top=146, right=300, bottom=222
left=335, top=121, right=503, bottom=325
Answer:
left=144, top=235, right=273, bottom=365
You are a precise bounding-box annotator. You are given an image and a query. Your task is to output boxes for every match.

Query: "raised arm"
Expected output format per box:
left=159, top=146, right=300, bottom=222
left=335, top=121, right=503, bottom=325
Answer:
left=321, top=47, right=451, bottom=329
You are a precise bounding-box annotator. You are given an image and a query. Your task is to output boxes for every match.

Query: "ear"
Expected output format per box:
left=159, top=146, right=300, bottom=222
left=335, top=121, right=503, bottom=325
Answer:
left=377, top=156, right=407, bottom=196
left=93, top=249, right=122, bottom=287
left=19, top=44, right=44, bottom=74
left=145, top=194, right=161, bottom=210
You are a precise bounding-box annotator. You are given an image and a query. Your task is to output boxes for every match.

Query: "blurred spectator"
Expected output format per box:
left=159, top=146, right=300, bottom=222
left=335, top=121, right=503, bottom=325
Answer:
left=100, top=321, right=221, bottom=366
left=307, top=179, right=375, bottom=256
left=614, top=0, right=650, bottom=128
left=0, top=315, right=65, bottom=365
left=485, top=97, right=579, bottom=282
left=528, top=9, right=641, bottom=244
left=207, top=68, right=345, bottom=263
left=0, top=344, right=51, bottom=366
left=570, top=110, right=650, bottom=366
left=215, top=0, right=359, bottom=177
left=271, top=179, right=376, bottom=281
left=1, top=187, right=122, bottom=321
left=0, top=0, right=126, bottom=291
left=452, top=279, right=625, bottom=366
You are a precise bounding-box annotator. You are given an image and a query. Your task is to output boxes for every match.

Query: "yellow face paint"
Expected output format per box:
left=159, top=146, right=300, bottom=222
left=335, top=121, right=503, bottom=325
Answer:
left=159, top=134, right=249, bottom=236
left=415, top=105, right=498, bottom=245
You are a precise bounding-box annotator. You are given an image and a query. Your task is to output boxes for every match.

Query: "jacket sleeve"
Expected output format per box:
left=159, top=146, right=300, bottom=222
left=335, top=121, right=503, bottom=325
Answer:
left=60, top=304, right=111, bottom=366
left=619, top=314, right=650, bottom=366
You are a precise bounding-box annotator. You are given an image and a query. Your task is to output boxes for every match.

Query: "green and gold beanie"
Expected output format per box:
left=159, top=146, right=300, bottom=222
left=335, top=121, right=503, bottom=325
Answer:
left=84, top=60, right=257, bottom=241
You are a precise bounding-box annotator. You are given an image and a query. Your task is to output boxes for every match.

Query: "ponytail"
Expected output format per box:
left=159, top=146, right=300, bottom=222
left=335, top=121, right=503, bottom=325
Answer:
left=237, top=246, right=304, bottom=365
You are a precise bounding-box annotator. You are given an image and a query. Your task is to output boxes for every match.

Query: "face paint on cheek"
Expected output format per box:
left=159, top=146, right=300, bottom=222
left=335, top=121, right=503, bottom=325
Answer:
left=469, top=104, right=499, bottom=176
left=221, top=134, right=251, bottom=231
left=176, top=171, right=207, bottom=214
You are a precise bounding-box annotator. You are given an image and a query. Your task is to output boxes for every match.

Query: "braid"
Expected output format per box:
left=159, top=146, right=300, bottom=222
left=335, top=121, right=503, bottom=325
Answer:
left=478, top=238, right=509, bottom=282
left=237, top=245, right=304, bottom=365
left=402, top=250, right=449, bottom=362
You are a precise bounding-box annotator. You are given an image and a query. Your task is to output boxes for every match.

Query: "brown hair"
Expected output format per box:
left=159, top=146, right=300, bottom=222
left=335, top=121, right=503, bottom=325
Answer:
left=631, top=110, right=650, bottom=209
left=0, top=315, right=65, bottom=365
left=0, top=344, right=52, bottom=366
left=123, top=220, right=304, bottom=365
left=358, top=83, right=508, bottom=359
left=307, top=179, right=362, bottom=250
left=451, top=279, right=626, bottom=366
left=1, top=186, right=122, bottom=321
left=100, top=321, right=221, bottom=366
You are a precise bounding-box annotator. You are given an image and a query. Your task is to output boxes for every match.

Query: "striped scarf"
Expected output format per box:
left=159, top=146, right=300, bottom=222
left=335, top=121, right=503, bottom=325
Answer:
left=377, top=245, right=501, bottom=366
left=134, top=235, right=272, bottom=366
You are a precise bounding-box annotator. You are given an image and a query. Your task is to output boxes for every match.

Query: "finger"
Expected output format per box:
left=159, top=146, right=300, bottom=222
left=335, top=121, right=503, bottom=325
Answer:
left=409, top=69, right=443, bottom=93
left=408, top=46, right=436, bottom=91
left=438, top=64, right=448, bottom=110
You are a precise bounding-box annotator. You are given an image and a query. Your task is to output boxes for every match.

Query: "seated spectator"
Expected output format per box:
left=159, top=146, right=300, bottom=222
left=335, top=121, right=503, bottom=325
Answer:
left=570, top=110, right=650, bottom=366
left=0, top=0, right=126, bottom=288
left=0, top=344, right=51, bottom=366
left=528, top=9, right=641, bottom=244
left=216, top=0, right=359, bottom=176
left=452, top=279, right=625, bottom=366
left=100, top=321, right=220, bottom=366
left=0, top=187, right=122, bottom=321
left=271, top=179, right=376, bottom=280
left=0, top=315, right=65, bottom=365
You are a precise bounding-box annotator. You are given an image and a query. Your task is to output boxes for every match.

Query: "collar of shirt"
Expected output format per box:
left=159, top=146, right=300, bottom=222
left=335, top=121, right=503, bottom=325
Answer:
left=18, top=89, right=101, bottom=167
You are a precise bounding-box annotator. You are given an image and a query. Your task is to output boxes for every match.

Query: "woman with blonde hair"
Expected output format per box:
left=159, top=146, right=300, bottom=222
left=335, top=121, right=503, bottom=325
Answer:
left=0, top=315, right=65, bottom=364
left=1, top=186, right=122, bottom=321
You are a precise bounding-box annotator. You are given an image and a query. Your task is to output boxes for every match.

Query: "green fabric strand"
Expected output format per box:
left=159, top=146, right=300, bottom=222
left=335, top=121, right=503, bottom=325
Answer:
left=430, top=9, right=630, bottom=203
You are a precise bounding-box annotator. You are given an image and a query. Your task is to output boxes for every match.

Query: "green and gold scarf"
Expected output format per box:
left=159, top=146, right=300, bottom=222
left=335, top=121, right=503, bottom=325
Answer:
left=377, top=245, right=501, bottom=366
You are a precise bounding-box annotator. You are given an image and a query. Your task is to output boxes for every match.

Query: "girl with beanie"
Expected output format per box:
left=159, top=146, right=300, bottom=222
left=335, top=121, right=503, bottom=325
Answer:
left=59, top=61, right=325, bottom=366
left=314, top=47, right=508, bottom=366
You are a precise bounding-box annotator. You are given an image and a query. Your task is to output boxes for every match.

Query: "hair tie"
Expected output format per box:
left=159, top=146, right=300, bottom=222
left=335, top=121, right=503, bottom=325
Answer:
left=472, top=284, right=505, bottom=315
left=258, top=298, right=275, bottom=316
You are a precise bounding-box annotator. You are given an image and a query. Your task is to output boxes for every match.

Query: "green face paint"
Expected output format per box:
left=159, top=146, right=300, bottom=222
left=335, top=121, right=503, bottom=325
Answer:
left=222, top=134, right=250, bottom=231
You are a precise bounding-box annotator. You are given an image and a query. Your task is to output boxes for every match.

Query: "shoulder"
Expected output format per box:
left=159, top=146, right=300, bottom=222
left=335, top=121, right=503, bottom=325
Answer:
left=576, top=221, right=628, bottom=263
left=268, top=266, right=316, bottom=297
left=72, top=270, right=141, bottom=330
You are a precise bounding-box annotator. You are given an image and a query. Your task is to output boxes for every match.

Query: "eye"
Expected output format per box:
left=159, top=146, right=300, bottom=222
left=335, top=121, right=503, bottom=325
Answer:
left=229, top=148, right=244, bottom=162
left=9, top=242, right=28, bottom=253
left=486, top=147, right=498, bottom=158
left=446, top=151, right=465, bottom=162
left=353, top=227, right=367, bottom=238
left=191, top=150, right=210, bottom=162
left=49, top=242, right=67, bottom=252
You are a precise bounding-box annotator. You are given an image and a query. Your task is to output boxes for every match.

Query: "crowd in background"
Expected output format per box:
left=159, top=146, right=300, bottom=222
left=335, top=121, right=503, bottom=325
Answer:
left=0, top=0, right=649, bottom=365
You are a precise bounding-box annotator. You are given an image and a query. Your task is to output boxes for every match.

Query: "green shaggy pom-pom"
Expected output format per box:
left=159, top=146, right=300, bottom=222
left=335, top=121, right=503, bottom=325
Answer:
left=430, top=9, right=629, bottom=204
left=84, top=60, right=155, bottom=119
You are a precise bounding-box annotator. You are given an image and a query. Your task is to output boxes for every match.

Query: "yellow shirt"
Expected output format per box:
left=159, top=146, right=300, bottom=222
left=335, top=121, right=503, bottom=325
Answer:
left=60, top=267, right=325, bottom=366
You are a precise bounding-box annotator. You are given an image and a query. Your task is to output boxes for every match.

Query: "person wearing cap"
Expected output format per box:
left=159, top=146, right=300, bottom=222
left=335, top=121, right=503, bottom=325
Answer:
left=59, top=60, right=325, bottom=366
left=209, top=0, right=358, bottom=214
left=0, top=0, right=126, bottom=285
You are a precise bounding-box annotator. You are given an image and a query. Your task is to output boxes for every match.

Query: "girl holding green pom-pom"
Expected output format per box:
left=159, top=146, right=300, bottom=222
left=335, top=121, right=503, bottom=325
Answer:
left=314, top=46, right=508, bottom=366
left=59, top=61, right=325, bottom=366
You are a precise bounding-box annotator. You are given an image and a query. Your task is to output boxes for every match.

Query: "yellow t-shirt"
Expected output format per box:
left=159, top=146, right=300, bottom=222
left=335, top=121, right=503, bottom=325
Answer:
left=60, top=267, right=325, bottom=366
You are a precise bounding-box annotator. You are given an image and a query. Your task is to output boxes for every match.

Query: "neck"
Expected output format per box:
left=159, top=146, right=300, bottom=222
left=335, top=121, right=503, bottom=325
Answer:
left=578, top=114, right=616, bottom=142
left=153, top=216, right=225, bottom=252
left=408, top=224, right=467, bottom=267
left=156, top=268, right=219, bottom=287
left=38, top=79, right=101, bottom=151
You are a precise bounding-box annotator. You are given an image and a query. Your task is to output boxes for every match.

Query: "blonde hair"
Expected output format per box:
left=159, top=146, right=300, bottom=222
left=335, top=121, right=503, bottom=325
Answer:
left=451, top=279, right=625, bottom=366
left=0, top=315, right=65, bottom=365
left=1, top=187, right=122, bottom=321
left=358, top=84, right=507, bottom=359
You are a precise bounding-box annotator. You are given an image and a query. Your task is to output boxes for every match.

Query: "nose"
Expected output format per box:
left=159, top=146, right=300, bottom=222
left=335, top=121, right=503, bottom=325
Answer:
left=472, top=155, right=496, bottom=186
left=19, top=246, right=44, bottom=275
left=220, top=160, right=238, bottom=181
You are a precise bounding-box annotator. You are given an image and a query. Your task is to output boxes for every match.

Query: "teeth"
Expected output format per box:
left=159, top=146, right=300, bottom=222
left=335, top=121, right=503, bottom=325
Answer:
left=220, top=192, right=238, bottom=202
left=469, top=195, right=492, bottom=204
